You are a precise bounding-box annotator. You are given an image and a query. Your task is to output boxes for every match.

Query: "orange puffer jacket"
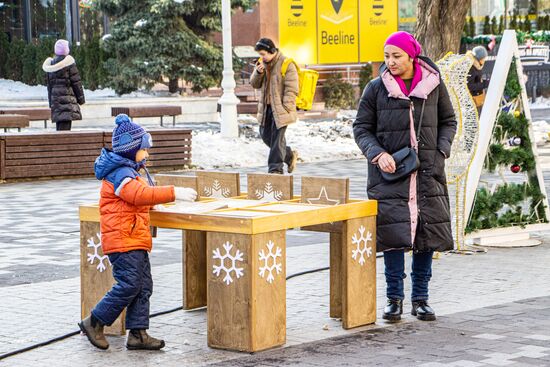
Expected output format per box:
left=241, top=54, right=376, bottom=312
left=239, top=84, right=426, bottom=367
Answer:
left=95, top=148, right=175, bottom=254
left=99, top=177, right=174, bottom=254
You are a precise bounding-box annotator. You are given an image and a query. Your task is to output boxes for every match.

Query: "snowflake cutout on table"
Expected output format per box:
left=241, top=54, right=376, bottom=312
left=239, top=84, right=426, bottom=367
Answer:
left=212, top=242, right=244, bottom=285
left=255, top=182, right=283, bottom=202
left=258, top=240, right=282, bottom=283
left=351, top=225, right=373, bottom=266
left=204, top=180, right=231, bottom=198
left=87, top=233, right=110, bottom=273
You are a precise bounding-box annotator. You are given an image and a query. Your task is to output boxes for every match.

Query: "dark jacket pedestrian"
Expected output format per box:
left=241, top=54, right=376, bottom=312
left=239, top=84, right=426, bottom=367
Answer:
left=353, top=31, right=457, bottom=323
left=42, top=39, right=85, bottom=131
left=467, top=46, right=489, bottom=109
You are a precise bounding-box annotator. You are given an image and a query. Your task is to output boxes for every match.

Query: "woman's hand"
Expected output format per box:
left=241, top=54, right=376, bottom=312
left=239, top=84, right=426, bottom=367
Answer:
left=378, top=153, right=396, bottom=173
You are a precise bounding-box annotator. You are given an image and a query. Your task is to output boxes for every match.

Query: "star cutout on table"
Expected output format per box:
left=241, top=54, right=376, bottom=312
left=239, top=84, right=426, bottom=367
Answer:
left=306, top=186, right=340, bottom=206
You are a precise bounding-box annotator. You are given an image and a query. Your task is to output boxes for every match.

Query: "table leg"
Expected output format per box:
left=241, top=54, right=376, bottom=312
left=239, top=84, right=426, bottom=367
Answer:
left=80, top=221, right=125, bottom=335
left=342, top=216, right=377, bottom=329
left=173, top=115, right=176, bottom=127
left=182, top=230, right=207, bottom=310
left=160, top=116, right=164, bottom=127
left=329, top=232, right=342, bottom=319
left=207, top=230, right=286, bottom=352
left=44, top=120, right=47, bottom=129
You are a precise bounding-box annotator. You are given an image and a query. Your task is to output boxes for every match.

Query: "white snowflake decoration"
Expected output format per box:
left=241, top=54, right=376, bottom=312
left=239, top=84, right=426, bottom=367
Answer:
left=258, top=241, right=282, bottom=283
left=204, top=180, right=231, bottom=198
left=86, top=233, right=110, bottom=273
left=255, top=182, right=283, bottom=202
left=351, top=226, right=373, bottom=266
left=212, top=242, right=244, bottom=285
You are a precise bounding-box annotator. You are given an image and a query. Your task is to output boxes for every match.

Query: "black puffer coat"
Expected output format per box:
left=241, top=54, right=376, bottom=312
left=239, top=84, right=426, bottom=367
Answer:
left=42, top=55, right=85, bottom=122
left=353, top=56, right=457, bottom=253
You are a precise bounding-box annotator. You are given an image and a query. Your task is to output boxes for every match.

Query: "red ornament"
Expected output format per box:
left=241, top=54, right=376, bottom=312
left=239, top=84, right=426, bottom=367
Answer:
left=511, top=164, right=521, bottom=173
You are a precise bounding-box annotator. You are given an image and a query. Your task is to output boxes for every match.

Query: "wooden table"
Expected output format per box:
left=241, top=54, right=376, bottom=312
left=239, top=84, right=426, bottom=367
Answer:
left=79, top=196, right=377, bottom=352
left=111, top=105, right=182, bottom=127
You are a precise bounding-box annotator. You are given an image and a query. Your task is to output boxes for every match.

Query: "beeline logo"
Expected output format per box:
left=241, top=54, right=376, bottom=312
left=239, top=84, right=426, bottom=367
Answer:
left=291, top=0, right=303, bottom=17
left=373, top=0, right=384, bottom=16
left=331, top=0, right=343, bottom=14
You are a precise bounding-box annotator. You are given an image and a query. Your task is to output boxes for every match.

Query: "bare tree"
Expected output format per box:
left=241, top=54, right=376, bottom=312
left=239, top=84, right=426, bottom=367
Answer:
left=415, top=0, right=471, bottom=61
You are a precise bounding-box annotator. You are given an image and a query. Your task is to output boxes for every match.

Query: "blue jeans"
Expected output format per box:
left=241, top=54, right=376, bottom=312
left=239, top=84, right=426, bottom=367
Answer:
left=92, top=250, right=152, bottom=330
left=383, top=250, right=433, bottom=302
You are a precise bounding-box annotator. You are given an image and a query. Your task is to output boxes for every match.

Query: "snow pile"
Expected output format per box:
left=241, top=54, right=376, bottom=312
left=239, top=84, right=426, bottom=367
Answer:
left=530, top=96, right=550, bottom=110
left=531, top=120, right=550, bottom=145
left=192, top=119, right=363, bottom=170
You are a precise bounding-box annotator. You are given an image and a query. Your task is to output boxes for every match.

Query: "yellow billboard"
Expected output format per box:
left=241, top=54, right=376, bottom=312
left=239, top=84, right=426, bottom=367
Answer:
left=279, top=0, right=398, bottom=64
left=278, top=0, right=318, bottom=65
left=317, top=0, right=359, bottom=63
left=359, top=0, right=399, bottom=62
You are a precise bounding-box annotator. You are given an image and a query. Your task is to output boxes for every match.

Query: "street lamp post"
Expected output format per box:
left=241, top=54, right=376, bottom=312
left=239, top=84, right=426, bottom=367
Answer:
left=218, top=0, right=240, bottom=138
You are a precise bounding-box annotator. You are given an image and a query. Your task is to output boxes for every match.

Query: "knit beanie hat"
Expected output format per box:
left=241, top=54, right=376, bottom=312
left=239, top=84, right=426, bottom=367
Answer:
left=112, top=114, right=153, bottom=161
left=54, top=39, right=70, bottom=56
left=472, top=46, right=488, bottom=61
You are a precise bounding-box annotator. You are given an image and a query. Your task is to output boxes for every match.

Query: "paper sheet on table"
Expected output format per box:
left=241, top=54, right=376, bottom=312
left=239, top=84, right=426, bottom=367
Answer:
left=158, top=198, right=269, bottom=214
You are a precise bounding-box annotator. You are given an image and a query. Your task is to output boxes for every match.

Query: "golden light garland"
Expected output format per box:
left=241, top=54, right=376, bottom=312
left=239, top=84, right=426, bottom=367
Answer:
left=436, top=53, right=480, bottom=251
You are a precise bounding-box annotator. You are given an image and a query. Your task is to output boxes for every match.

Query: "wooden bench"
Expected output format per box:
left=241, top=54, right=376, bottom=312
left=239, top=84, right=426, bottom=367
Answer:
left=0, top=108, right=51, bottom=128
left=0, top=114, right=30, bottom=132
left=0, top=131, right=104, bottom=180
left=0, top=129, right=193, bottom=182
left=111, top=106, right=182, bottom=127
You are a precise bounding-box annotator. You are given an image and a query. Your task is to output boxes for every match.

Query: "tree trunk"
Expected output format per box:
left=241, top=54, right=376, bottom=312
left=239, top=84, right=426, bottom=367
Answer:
left=414, top=0, right=471, bottom=61
left=168, top=78, right=179, bottom=94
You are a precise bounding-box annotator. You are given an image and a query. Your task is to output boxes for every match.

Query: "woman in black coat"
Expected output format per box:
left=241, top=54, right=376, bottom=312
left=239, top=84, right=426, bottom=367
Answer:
left=42, top=39, right=85, bottom=131
left=353, top=32, right=457, bottom=322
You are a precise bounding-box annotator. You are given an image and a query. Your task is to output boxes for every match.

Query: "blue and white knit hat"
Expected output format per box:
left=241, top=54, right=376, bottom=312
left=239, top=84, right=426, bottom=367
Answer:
left=112, top=114, right=153, bottom=160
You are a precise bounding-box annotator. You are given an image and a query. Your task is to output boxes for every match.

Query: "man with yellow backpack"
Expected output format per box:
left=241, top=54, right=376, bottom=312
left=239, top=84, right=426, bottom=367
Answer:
left=251, top=38, right=316, bottom=174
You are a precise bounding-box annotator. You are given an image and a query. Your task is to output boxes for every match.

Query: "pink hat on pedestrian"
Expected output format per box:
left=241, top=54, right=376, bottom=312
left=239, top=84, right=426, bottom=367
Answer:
left=384, top=31, right=422, bottom=59
left=54, top=39, right=70, bottom=56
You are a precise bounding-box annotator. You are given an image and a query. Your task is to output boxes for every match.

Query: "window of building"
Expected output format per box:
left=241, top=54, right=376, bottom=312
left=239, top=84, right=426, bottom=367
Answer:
left=31, top=0, right=65, bottom=40
left=0, top=0, right=24, bottom=41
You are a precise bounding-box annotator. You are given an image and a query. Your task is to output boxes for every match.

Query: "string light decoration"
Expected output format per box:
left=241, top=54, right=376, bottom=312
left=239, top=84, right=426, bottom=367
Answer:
left=436, top=52, right=480, bottom=251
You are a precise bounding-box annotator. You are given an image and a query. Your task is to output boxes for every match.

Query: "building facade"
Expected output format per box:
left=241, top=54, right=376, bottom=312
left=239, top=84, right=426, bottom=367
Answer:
left=1, top=0, right=548, bottom=45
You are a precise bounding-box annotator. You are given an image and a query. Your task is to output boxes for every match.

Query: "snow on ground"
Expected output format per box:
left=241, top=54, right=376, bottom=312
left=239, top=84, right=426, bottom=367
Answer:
left=192, top=119, right=362, bottom=170
left=530, top=96, right=550, bottom=109
left=532, top=120, right=550, bottom=145
left=0, top=78, right=156, bottom=101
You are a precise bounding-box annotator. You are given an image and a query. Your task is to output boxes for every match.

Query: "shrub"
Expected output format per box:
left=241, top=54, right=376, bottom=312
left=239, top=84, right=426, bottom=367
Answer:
left=323, top=73, right=356, bottom=110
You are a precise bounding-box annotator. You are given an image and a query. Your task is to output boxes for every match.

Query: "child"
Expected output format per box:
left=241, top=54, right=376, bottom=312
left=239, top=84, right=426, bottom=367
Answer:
left=79, top=114, right=197, bottom=350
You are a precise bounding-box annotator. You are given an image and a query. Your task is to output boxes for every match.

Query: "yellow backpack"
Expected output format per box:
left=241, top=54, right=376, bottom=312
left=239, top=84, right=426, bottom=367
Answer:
left=281, top=58, right=319, bottom=111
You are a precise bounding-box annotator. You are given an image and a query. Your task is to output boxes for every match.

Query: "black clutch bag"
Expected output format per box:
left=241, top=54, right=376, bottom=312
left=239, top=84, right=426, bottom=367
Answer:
left=380, top=147, right=420, bottom=182
left=379, top=100, right=425, bottom=182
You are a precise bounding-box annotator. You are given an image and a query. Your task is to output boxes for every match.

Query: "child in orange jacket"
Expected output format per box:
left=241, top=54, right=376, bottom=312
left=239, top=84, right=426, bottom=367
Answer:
left=79, top=114, right=196, bottom=351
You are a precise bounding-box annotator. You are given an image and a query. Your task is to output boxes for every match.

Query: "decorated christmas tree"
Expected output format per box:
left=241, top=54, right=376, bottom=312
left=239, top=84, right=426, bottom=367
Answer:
left=94, top=0, right=255, bottom=94
left=466, top=57, right=548, bottom=233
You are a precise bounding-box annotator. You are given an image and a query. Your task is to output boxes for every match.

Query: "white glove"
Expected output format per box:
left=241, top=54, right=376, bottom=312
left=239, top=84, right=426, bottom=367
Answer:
left=174, top=187, right=198, bottom=202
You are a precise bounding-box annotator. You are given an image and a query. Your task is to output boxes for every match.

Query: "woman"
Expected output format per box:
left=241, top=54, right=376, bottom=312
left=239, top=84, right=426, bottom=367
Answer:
left=42, top=39, right=85, bottom=131
left=353, top=32, right=457, bottom=322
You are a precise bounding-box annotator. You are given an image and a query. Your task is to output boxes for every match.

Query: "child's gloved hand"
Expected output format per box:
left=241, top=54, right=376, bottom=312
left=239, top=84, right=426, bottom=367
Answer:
left=174, top=187, right=198, bottom=202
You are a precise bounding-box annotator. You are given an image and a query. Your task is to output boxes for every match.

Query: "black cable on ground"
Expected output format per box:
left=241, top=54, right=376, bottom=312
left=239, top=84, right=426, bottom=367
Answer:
left=1, top=261, right=374, bottom=361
